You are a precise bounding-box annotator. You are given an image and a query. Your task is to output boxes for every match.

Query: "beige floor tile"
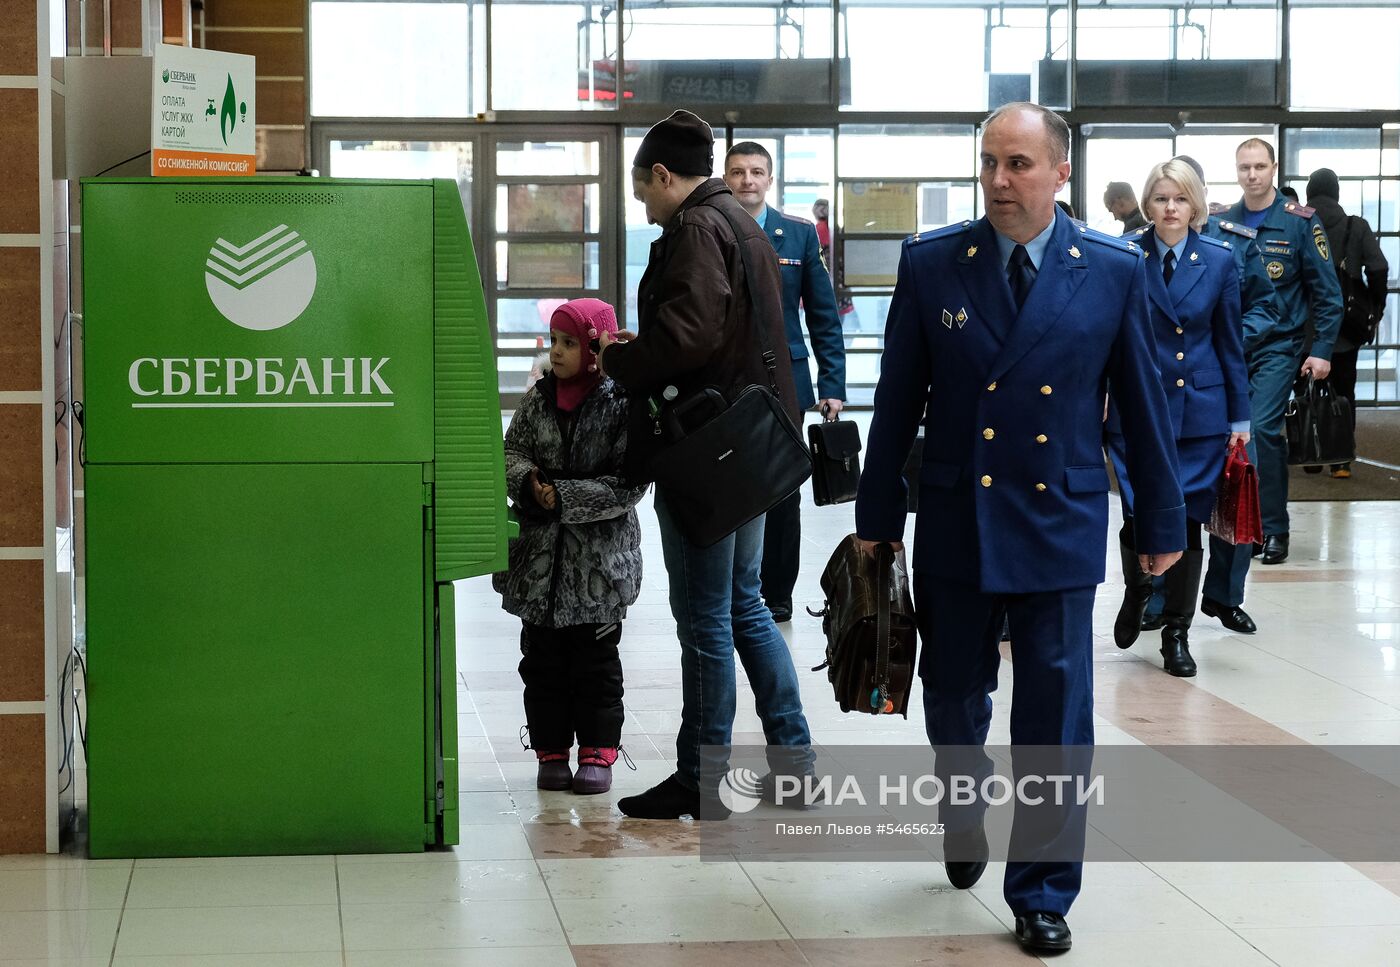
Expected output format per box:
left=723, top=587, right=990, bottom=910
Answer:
left=540, top=855, right=757, bottom=899
left=340, top=899, right=565, bottom=950
left=337, top=858, right=548, bottom=905
left=1179, top=877, right=1400, bottom=929
left=573, top=939, right=808, bottom=966
left=124, top=864, right=338, bottom=909
left=113, top=905, right=342, bottom=956
left=1236, top=924, right=1400, bottom=967
left=0, top=866, right=130, bottom=911
left=113, top=955, right=343, bottom=966
left=347, top=948, right=575, bottom=967
left=766, top=882, right=1006, bottom=939
left=1051, top=928, right=1276, bottom=966
left=0, top=909, right=121, bottom=960
left=555, top=892, right=789, bottom=945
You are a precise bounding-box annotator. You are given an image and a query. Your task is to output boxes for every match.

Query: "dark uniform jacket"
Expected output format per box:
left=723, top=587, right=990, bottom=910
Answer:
left=855, top=210, right=1184, bottom=593
left=762, top=205, right=846, bottom=410
left=604, top=180, right=799, bottom=475
left=1221, top=194, right=1343, bottom=359
left=1206, top=215, right=1281, bottom=356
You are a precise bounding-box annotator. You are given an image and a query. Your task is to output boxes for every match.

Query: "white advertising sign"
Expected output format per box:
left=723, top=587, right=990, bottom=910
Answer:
left=151, top=43, right=256, bottom=177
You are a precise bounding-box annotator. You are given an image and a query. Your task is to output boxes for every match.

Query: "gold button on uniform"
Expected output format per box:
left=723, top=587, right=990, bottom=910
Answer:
left=981, top=475, right=992, bottom=487
left=983, top=428, right=995, bottom=440
left=1176, top=352, right=1185, bottom=360
left=1035, top=434, right=1048, bottom=444
left=1035, top=483, right=1047, bottom=492
left=987, top=382, right=997, bottom=392
left=1176, top=378, right=1185, bottom=387
left=1040, top=385, right=1053, bottom=396
left=1176, top=327, right=1184, bottom=334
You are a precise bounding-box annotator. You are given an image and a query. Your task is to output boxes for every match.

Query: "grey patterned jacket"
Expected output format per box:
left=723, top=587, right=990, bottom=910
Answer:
left=493, top=370, right=646, bottom=628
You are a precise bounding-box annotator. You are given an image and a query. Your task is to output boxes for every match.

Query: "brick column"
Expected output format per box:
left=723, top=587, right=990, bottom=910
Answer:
left=0, top=0, right=62, bottom=854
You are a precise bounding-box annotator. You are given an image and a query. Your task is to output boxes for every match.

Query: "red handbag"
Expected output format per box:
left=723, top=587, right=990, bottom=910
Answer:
left=1206, top=441, right=1263, bottom=546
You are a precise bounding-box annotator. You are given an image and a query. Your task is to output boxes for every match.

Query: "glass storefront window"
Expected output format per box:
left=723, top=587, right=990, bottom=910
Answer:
left=842, top=2, right=1068, bottom=112
left=326, top=139, right=474, bottom=225
left=621, top=2, right=834, bottom=104
left=1290, top=6, right=1400, bottom=111
left=491, top=1, right=614, bottom=110
left=311, top=2, right=484, bottom=117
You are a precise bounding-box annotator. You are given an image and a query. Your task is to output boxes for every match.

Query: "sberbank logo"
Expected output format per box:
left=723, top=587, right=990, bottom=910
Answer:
left=205, top=224, right=317, bottom=331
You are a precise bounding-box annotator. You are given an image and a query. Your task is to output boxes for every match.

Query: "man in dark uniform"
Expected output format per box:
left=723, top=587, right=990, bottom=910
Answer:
left=1144, top=155, right=1282, bottom=636
left=1104, top=181, right=1148, bottom=232
left=854, top=103, right=1184, bottom=954
left=722, top=142, right=847, bottom=622
left=1221, top=138, right=1342, bottom=565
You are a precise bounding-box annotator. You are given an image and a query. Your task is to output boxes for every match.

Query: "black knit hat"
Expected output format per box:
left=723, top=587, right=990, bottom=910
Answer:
left=1306, top=167, right=1340, bottom=202
left=633, top=110, right=714, bottom=177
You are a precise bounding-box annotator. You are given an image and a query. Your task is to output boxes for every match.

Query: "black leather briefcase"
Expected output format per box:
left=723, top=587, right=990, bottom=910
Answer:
left=1285, top=376, right=1355, bottom=467
left=808, top=419, right=862, bottom=506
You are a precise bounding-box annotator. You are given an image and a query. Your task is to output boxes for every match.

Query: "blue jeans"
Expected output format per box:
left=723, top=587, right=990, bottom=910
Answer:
left=654, top=488, right=814, bottom=790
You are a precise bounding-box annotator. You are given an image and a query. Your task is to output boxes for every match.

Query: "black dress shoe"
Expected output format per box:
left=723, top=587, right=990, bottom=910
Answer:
left=1261, top=533, right=1289, bottom=565
left=618, top=774, right=729, bottom=820
left=1015, top=911, right=1072, bottom=953
left=1200, top=597, right=1257, bottom=634
left=942, top=825, right=988, bottom=889
left=1161, top=626, right=1197, bottom=678
left=767, top=600, right=793, bottom=622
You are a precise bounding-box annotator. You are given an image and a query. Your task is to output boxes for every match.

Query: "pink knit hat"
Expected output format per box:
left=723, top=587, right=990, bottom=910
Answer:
left=549, top=298, right=618, bottom=411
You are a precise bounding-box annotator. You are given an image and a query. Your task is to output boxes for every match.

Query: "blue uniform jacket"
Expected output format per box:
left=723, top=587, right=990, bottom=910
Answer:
left=764, top=206, right=846, bottom=409
left=1221, top=195, right=1343, bottom=359
left=1110, top=226, right=1250, bottom=439
left=854, top=210, right=1185, bottom=594
left=1205, top=216, right=1281, bottom=356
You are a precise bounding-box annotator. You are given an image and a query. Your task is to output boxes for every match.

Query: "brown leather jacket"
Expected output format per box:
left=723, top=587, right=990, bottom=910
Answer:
left=604, top=180, right=799, bottom=476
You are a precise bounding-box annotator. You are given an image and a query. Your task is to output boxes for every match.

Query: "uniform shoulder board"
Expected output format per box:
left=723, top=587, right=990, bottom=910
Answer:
left=1283, top=202, right=1316, bottom=219
left=1080, top=226, right=1142, bottom=255
left=1196, top=233, right=1231, bottom=251
left=1215, top=218, right=1257, bottom=240
left=1070, top=217, right=1088, bottom=231
left=909, top=220, right=971, bottom=245
left=780, top=213, right=814, bottom=227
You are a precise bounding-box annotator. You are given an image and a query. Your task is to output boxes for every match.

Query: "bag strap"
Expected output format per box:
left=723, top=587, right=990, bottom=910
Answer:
left=707, top=200, right=783, bottom=397
left=873, top=542, right=894, bottom=712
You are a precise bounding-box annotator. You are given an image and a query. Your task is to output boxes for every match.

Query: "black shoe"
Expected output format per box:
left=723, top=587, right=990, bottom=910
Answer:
left=1261, top=533, right=1289, bottom=565
left=618, top=774, right=729, bottom=820
left=759, top=772, right=818, bottom=810
left=1140, top=612, right=1166, bottom=632
left=1251, top=542, right=1264, bottom=558
left=1200, top=597, right=1256, bottom=634
left=1161, top=626, right=1197, bottom=678
left=1014, top=911, right=1072, bottom=953
left=767, top=600, right=793, bottom=623
left=1304, top=464, right=1324, bottom=474
left=942, top=825, right=988, bottom=889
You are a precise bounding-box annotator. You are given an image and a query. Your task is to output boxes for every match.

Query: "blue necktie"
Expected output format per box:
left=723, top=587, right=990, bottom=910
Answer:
left=1007, top=244, right=1035, bottom=311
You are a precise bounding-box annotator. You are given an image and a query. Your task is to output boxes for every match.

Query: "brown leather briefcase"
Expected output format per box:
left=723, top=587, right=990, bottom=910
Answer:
left=809, top=535, right=918, bottom=717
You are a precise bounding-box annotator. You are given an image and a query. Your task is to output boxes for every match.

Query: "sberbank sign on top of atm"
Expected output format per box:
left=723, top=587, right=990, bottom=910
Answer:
left=83, top=181, right=434, bottom=463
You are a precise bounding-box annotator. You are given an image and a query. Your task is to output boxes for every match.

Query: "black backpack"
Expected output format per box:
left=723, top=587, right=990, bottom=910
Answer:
left=1337, top=217, right=1381, bottom=346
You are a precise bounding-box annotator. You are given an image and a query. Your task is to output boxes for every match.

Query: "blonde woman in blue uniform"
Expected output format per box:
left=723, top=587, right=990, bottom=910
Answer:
left=1109, top=159, right=1251, bottom=677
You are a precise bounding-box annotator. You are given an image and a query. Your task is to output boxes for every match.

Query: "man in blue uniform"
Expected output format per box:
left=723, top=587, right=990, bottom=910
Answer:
left=723, top=141, right=847, bottom=622
left=1220, top=139, right=1342, bottom=565
left=854, top=103, right=1184, bottom=954
left=1139, top=155, right=1282, bottom=635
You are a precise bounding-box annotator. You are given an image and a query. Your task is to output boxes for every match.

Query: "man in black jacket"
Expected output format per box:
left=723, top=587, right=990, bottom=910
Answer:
left=598, top=111, right=814, bottom=819
left=1305, top=167, right=1389, bottom=477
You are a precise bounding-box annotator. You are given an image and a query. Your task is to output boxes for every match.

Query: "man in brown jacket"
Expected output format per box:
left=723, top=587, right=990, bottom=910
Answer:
left=599, top=110, right=814, bottom=819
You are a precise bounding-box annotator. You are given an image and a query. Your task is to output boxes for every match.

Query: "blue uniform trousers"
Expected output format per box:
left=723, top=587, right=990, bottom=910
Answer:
left=1250, top=336, right=1304, bottom=537
left=915, top=573, right=1095, bottom=916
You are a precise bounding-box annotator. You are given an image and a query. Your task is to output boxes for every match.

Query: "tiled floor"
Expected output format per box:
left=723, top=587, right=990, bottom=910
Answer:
left=7, top=449, right=1400, bottom=964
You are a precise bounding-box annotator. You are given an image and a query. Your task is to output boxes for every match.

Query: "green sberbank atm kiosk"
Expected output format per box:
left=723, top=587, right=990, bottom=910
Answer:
left=82, top=177, right=508, bottom=857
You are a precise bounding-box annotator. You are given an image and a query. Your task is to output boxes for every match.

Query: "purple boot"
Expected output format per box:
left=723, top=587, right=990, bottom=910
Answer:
left=536, top=750, right=572, bottom=791
left=572, top=747, right=618, bottom=795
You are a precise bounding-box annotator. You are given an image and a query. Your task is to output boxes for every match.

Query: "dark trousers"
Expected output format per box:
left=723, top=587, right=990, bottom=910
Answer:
left=1330, top=346, right=1360, bottom=466
left=519, top=621, right=625, bottom=751
left=915, top=573, right=1095, bottom=916
left=760, top=489, right=802, bottom=609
